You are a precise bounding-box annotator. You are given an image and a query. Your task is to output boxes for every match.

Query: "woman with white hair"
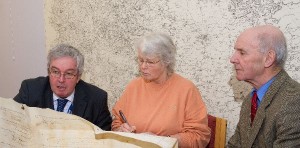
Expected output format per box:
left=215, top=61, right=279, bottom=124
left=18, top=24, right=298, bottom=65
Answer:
left=112, top=33, right=211, bottom=148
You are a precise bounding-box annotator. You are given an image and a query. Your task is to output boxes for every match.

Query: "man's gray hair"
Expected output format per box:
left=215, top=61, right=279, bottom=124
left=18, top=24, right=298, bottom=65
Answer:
left=47, top=44, right=84, bottom=75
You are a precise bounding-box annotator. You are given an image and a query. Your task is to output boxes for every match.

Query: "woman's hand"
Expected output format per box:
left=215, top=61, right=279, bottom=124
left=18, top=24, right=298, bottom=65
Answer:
left=117, top=123, right=136, bottom=133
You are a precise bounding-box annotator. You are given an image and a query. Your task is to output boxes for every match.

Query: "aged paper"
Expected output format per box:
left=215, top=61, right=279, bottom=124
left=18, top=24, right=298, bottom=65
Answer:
left=0, top=97, right=178, bottom=148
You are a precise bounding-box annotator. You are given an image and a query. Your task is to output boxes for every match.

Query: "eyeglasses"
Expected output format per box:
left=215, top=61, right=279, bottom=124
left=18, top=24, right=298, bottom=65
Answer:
left=49, top=68, right=77, bottom=79
left=136, top=58, right=161, bottom=67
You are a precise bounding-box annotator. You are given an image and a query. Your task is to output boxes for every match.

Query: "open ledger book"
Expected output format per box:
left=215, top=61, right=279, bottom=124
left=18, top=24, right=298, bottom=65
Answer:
left=0, top=97, right=178, bottom=148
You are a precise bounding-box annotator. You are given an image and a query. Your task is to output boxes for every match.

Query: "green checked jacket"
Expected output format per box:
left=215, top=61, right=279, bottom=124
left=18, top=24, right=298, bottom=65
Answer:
left=228, top=70, right=300, bottom=148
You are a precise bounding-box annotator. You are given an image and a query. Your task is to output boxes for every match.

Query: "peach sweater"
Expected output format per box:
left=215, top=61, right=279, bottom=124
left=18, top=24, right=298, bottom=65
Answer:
left=112, top=73, right=211, bottom=147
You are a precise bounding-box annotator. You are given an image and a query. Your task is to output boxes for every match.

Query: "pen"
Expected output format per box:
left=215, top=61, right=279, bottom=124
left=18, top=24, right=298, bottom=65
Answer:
left=119, top=110, right=130, bottom=126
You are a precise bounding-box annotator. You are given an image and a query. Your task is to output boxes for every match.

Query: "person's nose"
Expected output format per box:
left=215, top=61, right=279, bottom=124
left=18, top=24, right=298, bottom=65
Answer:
left=140, top=61, right=148, bottom=69
left=58, top=74, right=66, bottom=82
left=230, top=53, right=237, bottom=64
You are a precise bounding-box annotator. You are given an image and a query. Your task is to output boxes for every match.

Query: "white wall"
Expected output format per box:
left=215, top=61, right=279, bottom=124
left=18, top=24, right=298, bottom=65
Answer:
left=0, top=0, right=47, bottom=98
left=44, top=1, right=300, bottom=141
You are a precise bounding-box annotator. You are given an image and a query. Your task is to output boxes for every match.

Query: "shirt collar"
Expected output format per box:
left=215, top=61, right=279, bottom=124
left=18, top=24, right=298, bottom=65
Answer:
left=53, top=91, right=75, bottom=102
left=252, top=77, right=275, bottom=103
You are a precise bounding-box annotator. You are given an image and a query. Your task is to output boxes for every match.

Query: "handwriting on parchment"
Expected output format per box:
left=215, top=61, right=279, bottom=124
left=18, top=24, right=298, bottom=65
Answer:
left=0, top=106, right=31, bottom=147
left=0, top=98, right=176, bottom=147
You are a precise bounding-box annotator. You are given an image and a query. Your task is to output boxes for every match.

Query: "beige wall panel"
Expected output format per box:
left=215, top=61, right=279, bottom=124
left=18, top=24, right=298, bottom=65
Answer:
left=44, top=0, right=300, bottom=142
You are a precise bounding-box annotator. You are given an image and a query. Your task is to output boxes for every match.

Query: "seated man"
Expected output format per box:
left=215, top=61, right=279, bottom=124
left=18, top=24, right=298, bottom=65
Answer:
left=14, top=44, right=112, bottom=131
left=228, top=25, right=300, bottom=147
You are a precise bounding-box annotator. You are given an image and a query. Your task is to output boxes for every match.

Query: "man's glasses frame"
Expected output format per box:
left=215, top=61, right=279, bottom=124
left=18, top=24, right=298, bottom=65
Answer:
left=49, top=68, right=77, bottom=79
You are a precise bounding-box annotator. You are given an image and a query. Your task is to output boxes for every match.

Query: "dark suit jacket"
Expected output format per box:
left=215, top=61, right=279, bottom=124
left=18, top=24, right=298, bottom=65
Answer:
left=228, top=70, right=300, bottom=148
left=13, top=76, right=112, bottom=131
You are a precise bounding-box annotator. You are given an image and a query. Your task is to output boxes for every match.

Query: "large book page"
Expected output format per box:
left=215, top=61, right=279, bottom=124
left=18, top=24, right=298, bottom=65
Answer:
left=0, top=97, right=178, bottom=148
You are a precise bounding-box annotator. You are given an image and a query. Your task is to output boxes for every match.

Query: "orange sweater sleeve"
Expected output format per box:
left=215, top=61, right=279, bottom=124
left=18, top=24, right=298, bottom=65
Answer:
left=173, top=84, right=211, bottom=147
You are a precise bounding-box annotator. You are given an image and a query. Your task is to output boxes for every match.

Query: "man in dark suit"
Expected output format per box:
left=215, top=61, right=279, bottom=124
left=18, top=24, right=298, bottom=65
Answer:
left=228, top=25, right=300, bottom=147
left=14, top=44, right=112, bottom=131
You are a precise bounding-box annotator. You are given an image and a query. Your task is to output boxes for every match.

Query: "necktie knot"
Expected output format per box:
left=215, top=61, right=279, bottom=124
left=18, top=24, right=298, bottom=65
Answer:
left=57, top=99, right=68, bottom=112
left=251, top=91, right=258, bottom=125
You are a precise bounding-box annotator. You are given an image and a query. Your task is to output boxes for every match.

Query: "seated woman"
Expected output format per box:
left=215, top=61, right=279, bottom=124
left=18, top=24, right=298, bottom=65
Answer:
left=111, top=33, right=211, bottom=147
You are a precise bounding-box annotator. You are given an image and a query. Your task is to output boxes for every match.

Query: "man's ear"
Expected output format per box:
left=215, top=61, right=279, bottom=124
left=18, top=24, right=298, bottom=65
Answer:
left=264, top=50, right=276, bottom=68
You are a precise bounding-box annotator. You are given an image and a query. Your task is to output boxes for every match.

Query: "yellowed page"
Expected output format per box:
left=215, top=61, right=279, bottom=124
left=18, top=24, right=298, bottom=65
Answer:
left=0, top=97, right=177, bottom=148
left=0, top=98, right=32, bottom=147
left=95, top=131, right=178, bottom=148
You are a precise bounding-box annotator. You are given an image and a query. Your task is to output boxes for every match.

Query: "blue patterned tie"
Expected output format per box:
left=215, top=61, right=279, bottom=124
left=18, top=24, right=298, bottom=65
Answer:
left=57, top=99, right=68, bottom=112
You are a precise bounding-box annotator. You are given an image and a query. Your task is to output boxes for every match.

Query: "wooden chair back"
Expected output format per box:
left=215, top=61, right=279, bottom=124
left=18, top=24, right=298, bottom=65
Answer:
left=206, top=114, right=227, bottom=148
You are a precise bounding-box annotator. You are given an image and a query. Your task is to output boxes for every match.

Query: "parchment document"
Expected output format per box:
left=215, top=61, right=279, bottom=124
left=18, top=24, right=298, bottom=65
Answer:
left=0, top=97, right=178, bottom=148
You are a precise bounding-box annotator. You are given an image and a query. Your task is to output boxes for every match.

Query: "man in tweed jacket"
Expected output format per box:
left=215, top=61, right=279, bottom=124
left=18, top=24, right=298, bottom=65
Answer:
left=228, top=25, right=300, bottom=147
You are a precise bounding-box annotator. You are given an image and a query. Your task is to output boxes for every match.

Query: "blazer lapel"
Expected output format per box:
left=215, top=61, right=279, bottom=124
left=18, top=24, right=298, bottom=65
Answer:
left=44, top=88, right=54, bottom=109
left=242, top=95, right=254, bottom=146
left=248, top=100, right=266, bottom=145
left=72, top=85, right=88, bottom=117
left=248, top=70, right=287, bottom=146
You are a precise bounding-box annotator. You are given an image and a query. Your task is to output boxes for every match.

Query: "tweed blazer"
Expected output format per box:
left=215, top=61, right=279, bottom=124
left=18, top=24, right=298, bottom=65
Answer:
left=13, top=76, right=112, bottom=131
left=228, top=70, right=300, bottom=148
